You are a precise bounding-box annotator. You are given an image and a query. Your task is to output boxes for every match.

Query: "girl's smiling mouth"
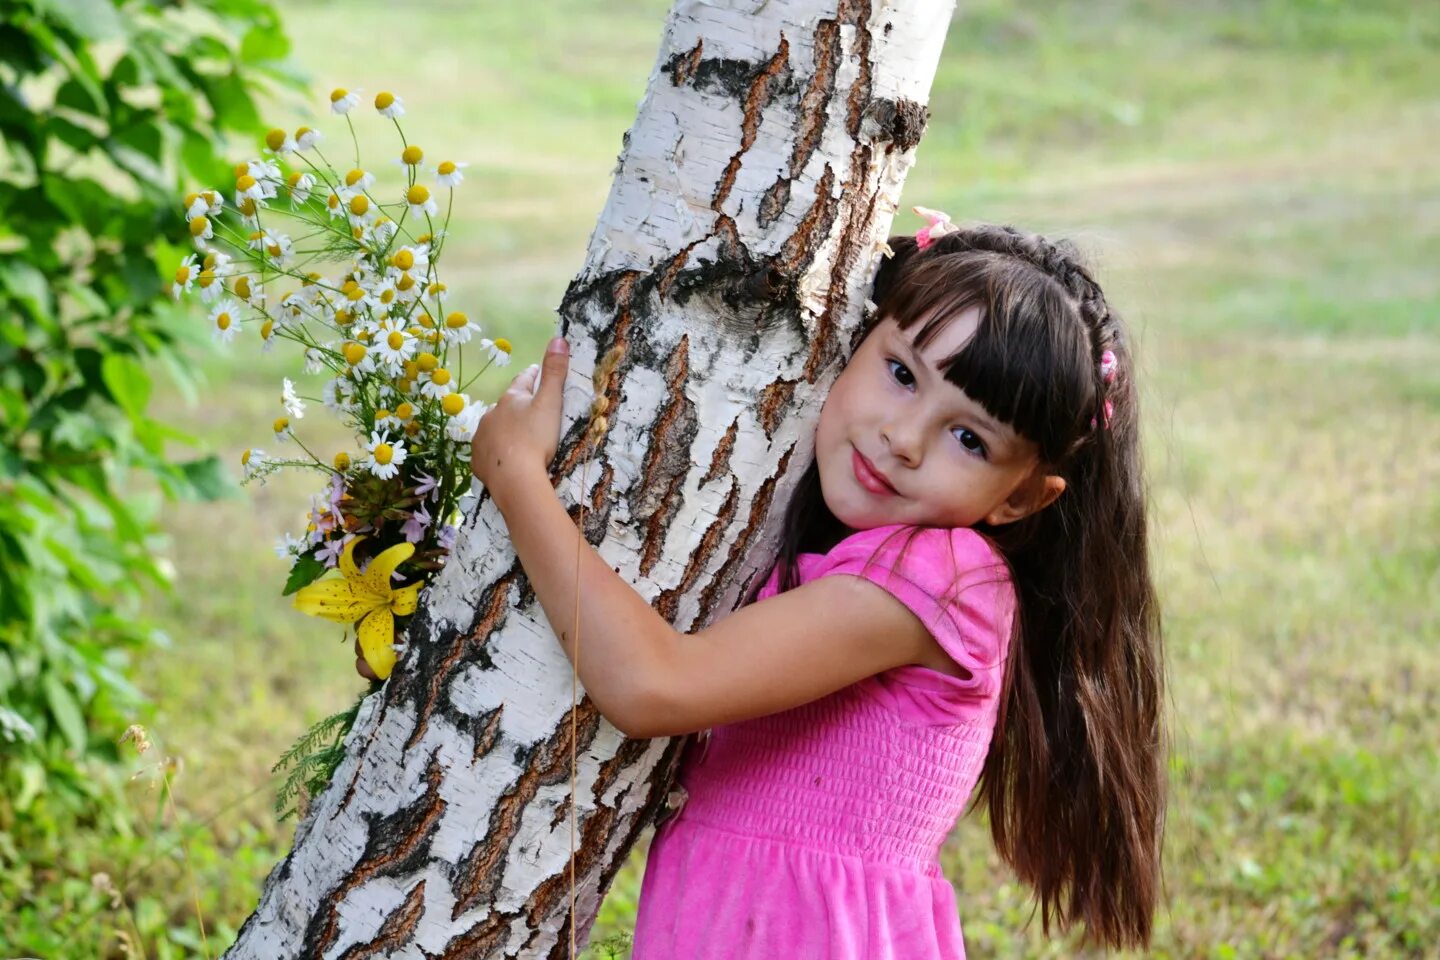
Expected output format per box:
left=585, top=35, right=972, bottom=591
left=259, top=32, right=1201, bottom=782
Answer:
left=852, top=447, right=899, bottom=496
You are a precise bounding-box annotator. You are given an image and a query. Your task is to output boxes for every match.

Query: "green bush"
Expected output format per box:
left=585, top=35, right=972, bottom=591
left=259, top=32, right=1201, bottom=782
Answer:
left=0, top=0, right=299, bottom=901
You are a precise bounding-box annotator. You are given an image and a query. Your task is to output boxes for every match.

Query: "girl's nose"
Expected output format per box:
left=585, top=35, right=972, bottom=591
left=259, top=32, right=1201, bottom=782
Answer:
left=881, top=424, right=922, bottom=466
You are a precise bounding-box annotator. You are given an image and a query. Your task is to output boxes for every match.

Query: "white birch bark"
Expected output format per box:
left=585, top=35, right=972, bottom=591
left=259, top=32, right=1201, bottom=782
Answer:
left=225, top=0, right=954, bottom=956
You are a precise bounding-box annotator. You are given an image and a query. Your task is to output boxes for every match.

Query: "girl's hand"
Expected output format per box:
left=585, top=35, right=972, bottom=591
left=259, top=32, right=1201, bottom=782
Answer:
left=470, top=336, right=570, bottom=496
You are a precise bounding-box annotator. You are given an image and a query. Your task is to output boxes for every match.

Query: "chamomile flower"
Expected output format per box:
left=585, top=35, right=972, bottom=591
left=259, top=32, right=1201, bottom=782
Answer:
left=480, top=337, right=513, bottom=367
left=373, top=319, right=418, bottom=374
left=445, top=398, right=489, bottom=443
left=196, top=268, right=223, bottom=303
left=436, top=161, right=469, bottom=188
left=330, top=87, right=361, bottom=114
left=184, top=190, right=223, bottom=221
left=238, top=157, right=282, bottom=182
left=241, top=447, right=267, bottom=481
left=323, top=375, right=359, bottom=414
left=362, top=430, right=407, bottom=480
left=370, top=276, right=400, bottom=311
left=260, top=232, right=295, bottom=267
left=324, top=190, right=346, bottom=220
left=172, top=254, right=199, bottom=299
left=399, top=144, right=424, bottom=168
left=387, top=244, right=430, bottom=274
left=294, top=125, right=322, bottom=151
left=281, top=378, right=307, bottom=419
left=340, top=340, right=377, bottom=377
left=393, top=270, right=422, bottom=303
left=441, top=310, right=474, bottom=345
left=374, top=91, right=405, bottom=119
left=209, top=299, right=242, bottom=343
left=286, top=171, right=316, bottom=206
left=345, top=193, right=376, bottom=229
left=373, top=407, right=402, bottom=431
left=274, top=531, right=307, bottom=559
left=404, top=184, right=437, bottom=218
left=234, top=172, right=276, bottom=207
left=340, top=168, right=375, bottom=196
left=264, top=127, right=297, bottom=157
left=420, top=367, right=454, bottom=399
left=304, top=347, right=327, bottom=375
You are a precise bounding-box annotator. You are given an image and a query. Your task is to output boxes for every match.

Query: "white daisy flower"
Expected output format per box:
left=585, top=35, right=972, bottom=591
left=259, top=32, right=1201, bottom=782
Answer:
left=387, top=244, right=430, bottom=275
left=294, top=126, right=322, bottom=151
left=286, top=171, right=316, bottom=206
left=374, top=407, right=402, bottom=431
left=281, top=378, right=306, bottom=419
left=324, top=191, right=346, bottom=220
left=264, top=128, right=298, bottom=157
left=241, top=447, right=267, bottom=481
left=393, top=271, right=423, bottom=303
left=446, top=399, right=489, bottom=443
left=304, top=347, right=327, bottom=375
left=242, top=157, right=282, bottom=182
left=441, top=310, right=474, bottom=345
left=373, top=320, right=417, bottom=374
left=435, top=161, right=469, bottom=188
left=404, top=184, right=437, bottom=218
left=419, top=368, right=455, bottom=399
left=171, top=254, right=198, bottom=299
left=272, top=415, right=292, bottom=442
left=370, top=277, right=400, bottom=312
left=322, top=376, right=358, bottom=414
left=329, top=87, right=361, bottom=115
left=274, top=531, right=307, bottom=559
left=369, top=218, right=399, bottom=245
left=209, top=299, right=242, bottom=344
left=374, top=91, right=405, bottom=119
left=196, top=268, right=224, bottom=304
left=363, top=431, right=407, bottom=480
left=258, top=232, right=294, bottom=267
left=234, top=173, right=274, bottom=207
left=339, top=168, right=375, bottom=195
left=480, top=337, right=513, bottom=367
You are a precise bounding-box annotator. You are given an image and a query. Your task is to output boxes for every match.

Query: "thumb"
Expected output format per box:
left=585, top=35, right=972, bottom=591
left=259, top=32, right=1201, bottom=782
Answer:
left=538, top=335, right=569, bottom=405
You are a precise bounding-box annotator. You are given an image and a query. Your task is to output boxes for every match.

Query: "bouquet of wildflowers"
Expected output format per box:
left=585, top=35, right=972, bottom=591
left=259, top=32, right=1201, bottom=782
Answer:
left=170, top=87, right=512, bottom=690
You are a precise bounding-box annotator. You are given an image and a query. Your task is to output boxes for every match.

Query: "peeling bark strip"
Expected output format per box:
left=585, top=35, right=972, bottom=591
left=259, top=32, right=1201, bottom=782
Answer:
left=224, top=1, right=955, bottom=956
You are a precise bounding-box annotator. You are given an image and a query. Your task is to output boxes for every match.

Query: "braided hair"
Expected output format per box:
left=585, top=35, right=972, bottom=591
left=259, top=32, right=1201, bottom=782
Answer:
left=770, top=222, right=1167, bottom=949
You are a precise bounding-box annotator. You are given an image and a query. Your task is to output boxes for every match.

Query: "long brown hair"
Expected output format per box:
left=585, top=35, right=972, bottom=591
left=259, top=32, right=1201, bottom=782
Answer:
left=763, top=224, right=1167, bottom=950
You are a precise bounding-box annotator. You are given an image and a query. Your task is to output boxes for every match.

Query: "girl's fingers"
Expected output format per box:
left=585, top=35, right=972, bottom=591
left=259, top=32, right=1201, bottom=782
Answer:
left=508, top=363, right=540, bottom=395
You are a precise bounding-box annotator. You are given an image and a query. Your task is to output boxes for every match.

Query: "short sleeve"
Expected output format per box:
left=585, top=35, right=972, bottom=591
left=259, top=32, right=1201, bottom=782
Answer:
left=811, top=524, right=1015, bottom=699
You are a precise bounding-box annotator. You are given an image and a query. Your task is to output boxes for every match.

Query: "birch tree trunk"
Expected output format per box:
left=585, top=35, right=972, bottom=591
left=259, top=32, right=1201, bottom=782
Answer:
left=226, top=1, right=954, bottom=955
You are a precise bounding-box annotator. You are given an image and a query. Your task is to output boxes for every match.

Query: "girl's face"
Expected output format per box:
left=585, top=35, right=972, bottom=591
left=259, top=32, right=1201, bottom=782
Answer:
left=815, top=308, right=1064, bottom=532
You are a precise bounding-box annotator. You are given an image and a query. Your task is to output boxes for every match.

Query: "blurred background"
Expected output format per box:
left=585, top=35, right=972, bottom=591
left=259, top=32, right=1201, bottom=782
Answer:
left=1, top=0, right=1435, bottom=956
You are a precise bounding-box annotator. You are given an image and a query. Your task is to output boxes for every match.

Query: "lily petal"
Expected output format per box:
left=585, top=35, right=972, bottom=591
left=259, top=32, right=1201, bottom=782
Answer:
left=362, top=540, right=416, bottom=596
left=339, top=534, right=365, bottom=580
left=358, top=607, right=397, bottom=679
left=390, top=582, right=421, bottom=616
left=294, top=577, right=386, bottom=623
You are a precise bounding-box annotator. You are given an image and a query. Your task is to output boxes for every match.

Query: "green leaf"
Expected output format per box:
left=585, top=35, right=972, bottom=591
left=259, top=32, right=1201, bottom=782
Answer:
left=283, top=554, right=328, bottom=596
left=0, top=260, right=54, bottom=322
left=100, top=352, right=151, bottom=419
left=240, top=20, right=290, bottom=64
left=177, top=455, right=235, bottom=501
left=39, top=0, right=125, bottom=42
left=41, top=673, right=87, bottom=753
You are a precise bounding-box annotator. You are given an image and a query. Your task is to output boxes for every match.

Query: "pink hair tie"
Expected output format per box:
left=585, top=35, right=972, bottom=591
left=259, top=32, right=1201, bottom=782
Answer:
left=912, top=205, right=958, bottom=251
left=1100, top=349, right=1118, bottom=383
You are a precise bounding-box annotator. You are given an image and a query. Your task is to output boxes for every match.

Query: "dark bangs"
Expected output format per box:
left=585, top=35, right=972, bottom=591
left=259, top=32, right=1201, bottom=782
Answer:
left=878, top=252, right=1097, bottom=465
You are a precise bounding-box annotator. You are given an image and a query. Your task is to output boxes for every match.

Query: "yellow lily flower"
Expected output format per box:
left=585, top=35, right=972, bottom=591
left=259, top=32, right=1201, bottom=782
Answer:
left=293, top=536, right=421, bottom=680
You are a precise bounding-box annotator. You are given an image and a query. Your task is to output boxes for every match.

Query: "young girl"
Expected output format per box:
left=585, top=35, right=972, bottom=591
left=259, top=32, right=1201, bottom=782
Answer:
left=470, top=220, right=1166, bottom=958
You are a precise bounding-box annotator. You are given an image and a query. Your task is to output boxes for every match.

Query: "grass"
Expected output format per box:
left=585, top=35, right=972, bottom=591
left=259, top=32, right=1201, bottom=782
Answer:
left=9, top=0, right=1436, bottom=956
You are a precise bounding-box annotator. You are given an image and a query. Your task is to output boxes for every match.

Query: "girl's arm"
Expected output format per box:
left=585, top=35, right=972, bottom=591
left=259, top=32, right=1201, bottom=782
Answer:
left=473, top=339, right=937, bottom=739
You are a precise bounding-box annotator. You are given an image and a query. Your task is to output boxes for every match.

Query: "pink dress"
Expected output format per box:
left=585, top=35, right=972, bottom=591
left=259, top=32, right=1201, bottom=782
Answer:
left=629, top=523, right=1016, bottom=960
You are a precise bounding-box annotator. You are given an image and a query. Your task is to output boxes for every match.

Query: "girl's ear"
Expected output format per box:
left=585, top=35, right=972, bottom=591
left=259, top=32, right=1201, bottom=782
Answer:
left=985, top=472, right=1067, bottom=527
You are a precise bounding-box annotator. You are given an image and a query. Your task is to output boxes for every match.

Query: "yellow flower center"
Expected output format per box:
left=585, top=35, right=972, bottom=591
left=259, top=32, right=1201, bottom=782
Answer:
left=376, top=408, right=391, bottom=421
left=438, top=161, right=457, bottom=176
left=427, top=281, right=446, bottom=296
left=375, top=91, right=395, bottom=109
left=403, top=360, right=420, bottom=379
left=234, top=276, right=251, bottom=299
left=335, top=309, right=352, bottom=326
left=387, top=331, right=405, bottom=350
left=349, top=195, right=370, bottom=216
left=216, top=312, right=232, bottom=330
left=304, top=272, right=321, bottom=286
left=327, top=193, right=340, bottom=209
left=406, top=185, right=430, bottom=206
left=334, top=451, right=351, bottom=470
left=241, top=449, right=252, bottom=465
left=395, top=402, right=414, bottom=420
left=197, top=270, right=215, bottom=288
left=183, top=191, right=199, bottom=210
left=416, top=233, right=432, bottom=245
left=346, top=286, right=366, bottom=302
left=261, top=319, right=274, bottom=339
left=430, top=368, right=451, bottom=386
left=248, top=230, right=263, bottom=244
left=392, top=249, right=414, bottom=271
left=330, top=88, right=349, bottom=103
left=175, top=265, right=192, bottom=285
left=494, top=338, right=512, bottom=354
left=373, top=443, right=394, bottom=465
left=345, top=168, right=366, bottom=187
left=343, top=342, right=367, bottom=365
left=273, top=417, right=289, bottom=433
left=266, top=242, right=282, bottom=258
left=445, top=311, right=468, bottom=329
left=287, top=171, right=304, bottom=188
left=417, top=352, right=439, bottom=372
left=418, top=314, right=434, bottom=329
left=352, top=225, right=366, bottom=240
left=380, top=288, right=395, bottom=304
left=441, top=393, right=465, bottom=416
left=238, top=197, right=258, bottom=217
left=296, top=125, right=313, bottom=141
left=405, top=420, right=423, bottom=437
left=402, top=145, right=423, bottom=165
left=189, top=216, right=209, bottom=237
left=236, top=174, right=257, bottom=192
left=265, top=128, right=287, bottom=151
left=234, top=162, right=250, bottom=178
left=396, top=272, right=416, bottom=292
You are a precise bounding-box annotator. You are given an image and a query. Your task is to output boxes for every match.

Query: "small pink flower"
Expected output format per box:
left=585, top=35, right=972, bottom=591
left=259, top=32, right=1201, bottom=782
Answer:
left=411, top=469, right=439, bottom=501
left=401, top=504, right=432, bottom=544
left=912, top=205, right=957, bottom=251
left=1100, top=350, right=1118, bottom=383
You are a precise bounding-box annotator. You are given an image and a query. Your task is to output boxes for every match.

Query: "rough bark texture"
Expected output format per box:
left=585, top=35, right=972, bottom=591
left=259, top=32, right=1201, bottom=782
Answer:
left=225, top=0, right=954, bottom=956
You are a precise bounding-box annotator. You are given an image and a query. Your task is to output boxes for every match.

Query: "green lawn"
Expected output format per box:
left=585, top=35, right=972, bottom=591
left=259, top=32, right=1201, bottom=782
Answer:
left=25, top=0, right=1439, bottom=956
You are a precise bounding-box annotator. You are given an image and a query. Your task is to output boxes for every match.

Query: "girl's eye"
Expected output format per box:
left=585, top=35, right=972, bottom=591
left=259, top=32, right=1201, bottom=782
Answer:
left=886, top=358, right=915, bottom=388
left=952, top=427, right=988, bottom=459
